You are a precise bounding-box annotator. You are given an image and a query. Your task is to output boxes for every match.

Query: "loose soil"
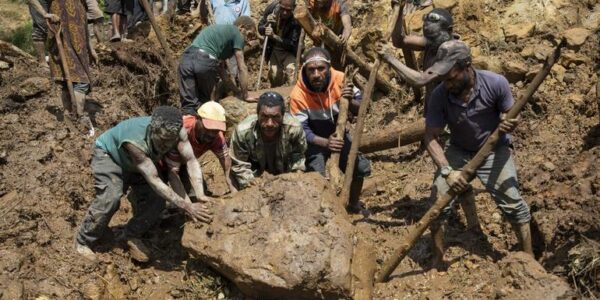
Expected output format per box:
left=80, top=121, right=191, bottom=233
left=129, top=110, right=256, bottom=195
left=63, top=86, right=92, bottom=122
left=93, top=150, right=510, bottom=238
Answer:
left=0, top=0, right=598, bottom=299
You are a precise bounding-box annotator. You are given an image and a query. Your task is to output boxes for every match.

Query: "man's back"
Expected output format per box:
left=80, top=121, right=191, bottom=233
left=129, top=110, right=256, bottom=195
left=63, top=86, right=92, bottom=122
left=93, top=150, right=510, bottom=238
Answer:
left=190, top=24, right=245, bottom=60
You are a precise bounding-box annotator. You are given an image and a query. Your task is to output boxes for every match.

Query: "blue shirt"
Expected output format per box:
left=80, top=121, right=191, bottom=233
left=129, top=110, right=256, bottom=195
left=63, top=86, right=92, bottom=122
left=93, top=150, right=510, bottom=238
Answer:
left=426, top=69, right=514, bottom=152
left=211, top=0, right=251, bottom=25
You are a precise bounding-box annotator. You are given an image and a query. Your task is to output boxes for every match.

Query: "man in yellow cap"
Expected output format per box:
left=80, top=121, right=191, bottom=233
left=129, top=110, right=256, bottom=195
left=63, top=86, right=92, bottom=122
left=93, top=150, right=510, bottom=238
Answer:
left=162, top=101, right=237, bottom=195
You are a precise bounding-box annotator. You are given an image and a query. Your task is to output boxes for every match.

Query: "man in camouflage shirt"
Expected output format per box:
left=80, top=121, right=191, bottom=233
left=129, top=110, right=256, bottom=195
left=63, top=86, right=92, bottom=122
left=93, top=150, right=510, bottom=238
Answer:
left=230, top=92, right=307, bottom=189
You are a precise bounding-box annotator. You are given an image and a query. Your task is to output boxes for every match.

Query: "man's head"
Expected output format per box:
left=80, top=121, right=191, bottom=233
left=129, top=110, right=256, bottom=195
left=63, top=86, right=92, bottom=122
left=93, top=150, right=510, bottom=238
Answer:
left=196, top=101, right=226, bottom=144
left=301, top=47, right=332, bottom=92
left=278, top=0, right=295, bottom=20
left=257, top=92, right=285, bottom=141
left=234, top=16, right=257, bottom=41
left=149, top=106, right=183, bottom=155
left=314, top=0, right=331, bottom=9
left=422, top=8, right=453, bottom=50
left=426, top=40, right=473, bottom=95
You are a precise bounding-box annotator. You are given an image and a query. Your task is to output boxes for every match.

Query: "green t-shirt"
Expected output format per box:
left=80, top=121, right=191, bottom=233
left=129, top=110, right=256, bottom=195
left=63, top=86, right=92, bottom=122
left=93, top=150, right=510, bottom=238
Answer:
left=95, top=116, right=160, bottom=172
left=190, top=24, right=245, bottom=60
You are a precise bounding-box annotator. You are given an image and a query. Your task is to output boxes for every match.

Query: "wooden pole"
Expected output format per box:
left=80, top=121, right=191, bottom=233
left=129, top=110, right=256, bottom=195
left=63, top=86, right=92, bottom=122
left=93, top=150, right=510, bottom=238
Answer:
left=293, top=5, right=395, bottom=94
left=326, top=66, right=358, bottom=190
left=338, top=4, right=401, bottom=208
left=139, top=0, right=176, bottom=70
left=400, top=18, right=422, bottom=102
left=375, top=40, right=565, bottom=283
left=293, top=29, right=305, bottom=83
left=359, top=118, right=425, bottom=153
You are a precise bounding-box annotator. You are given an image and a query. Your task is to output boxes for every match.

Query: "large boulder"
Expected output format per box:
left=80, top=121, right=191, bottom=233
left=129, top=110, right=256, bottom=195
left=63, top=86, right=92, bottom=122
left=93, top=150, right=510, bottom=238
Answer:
left=182, top=172, right=375, bottom=299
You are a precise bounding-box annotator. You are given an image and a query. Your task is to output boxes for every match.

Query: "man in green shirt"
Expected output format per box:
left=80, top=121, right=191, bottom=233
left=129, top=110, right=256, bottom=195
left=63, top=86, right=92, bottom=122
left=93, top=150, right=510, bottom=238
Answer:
left=75, top=106, right=212, bottom=262
left=178, top=16, right=257, bottom=115
left=230, top=92, right=307, bottom=189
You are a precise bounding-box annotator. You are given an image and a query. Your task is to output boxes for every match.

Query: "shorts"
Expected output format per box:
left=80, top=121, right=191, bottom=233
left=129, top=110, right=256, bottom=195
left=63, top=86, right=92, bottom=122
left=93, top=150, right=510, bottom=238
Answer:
left=105, top=0, right=134, bottom=15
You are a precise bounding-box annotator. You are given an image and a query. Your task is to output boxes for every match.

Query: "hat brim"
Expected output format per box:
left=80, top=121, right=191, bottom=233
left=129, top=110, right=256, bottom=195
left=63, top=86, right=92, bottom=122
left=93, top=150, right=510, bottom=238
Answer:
left=425, top=59, right=456, bottom=77
left=201, top=118, right=226, bottom=131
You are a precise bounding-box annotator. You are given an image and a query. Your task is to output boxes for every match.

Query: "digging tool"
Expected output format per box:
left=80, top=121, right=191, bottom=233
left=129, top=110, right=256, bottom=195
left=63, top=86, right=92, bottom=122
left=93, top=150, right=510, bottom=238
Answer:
left=375, top=40, right=566, bottom=283
left=255, top=24, right=270, bottom=91
left=139, top=0, right=176, bottom=70
left=46, top=20, right=94, bottom=136
left=293, top=28, right=305, bottom=83
left=326, top=66, right=358, bottom=190
left=338, top=3, right=402, bottom=208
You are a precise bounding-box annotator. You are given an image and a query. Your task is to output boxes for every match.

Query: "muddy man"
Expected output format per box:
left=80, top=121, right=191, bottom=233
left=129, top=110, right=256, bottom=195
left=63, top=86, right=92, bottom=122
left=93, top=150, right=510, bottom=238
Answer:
left=75, top=106, right=212, bottom=263
left=423, top=40, right=533, bottom=269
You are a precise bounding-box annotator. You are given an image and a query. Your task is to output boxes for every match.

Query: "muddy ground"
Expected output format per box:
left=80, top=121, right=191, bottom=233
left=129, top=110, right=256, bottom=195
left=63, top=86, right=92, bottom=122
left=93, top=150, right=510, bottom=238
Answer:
left=0, top=0, right=599, bottom=299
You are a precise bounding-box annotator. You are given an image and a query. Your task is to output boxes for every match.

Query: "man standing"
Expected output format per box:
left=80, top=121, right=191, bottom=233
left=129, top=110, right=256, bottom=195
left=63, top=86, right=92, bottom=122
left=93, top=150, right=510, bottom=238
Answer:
left=211, top=0, right=251, bottom=25
left=27, top=0, right=49, bottom=68
left=28, top=0, right=96, bottom=130
left=105, top=0, right=134, bottom=42
left=289, top=47, right=370, bottom=214
left=75, top=106, right=212, bottom=262
left=258, top=0, right=302, bottom=87
left=163, top=101, right=237, bottom=194
left=424, top=40, right=533, bottom=268
left=388, top=7, right=458, bottom=108
left=308, top=0, right=352, bottom=44
left=230, top=92, right=307, bottom=189
left=178, top=16, right=256, bottom=115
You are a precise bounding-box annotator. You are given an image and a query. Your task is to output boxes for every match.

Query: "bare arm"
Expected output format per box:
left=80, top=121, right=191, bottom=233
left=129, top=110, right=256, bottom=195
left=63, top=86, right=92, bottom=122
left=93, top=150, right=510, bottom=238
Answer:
left=124, top=142, right=211, bottom=222
left=218, top=153, right=237, bottom=193
left=28, top=0, right=48, bottom=17
left=176, top=128, right=207, bottom=200
left=234, top=49, right=249, bottom=100
left=340, top=14, right=352, bottom=43
left=384, top=53, right=439, bottom=87
left=424, top=126, right=449, bottom=169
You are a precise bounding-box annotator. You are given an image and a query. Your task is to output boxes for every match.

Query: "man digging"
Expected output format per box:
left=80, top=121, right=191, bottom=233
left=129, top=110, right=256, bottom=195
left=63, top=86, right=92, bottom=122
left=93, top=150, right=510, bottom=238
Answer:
left=423, top=40, right=533, bottom=269
left=75, top=106, right=212, bottom=262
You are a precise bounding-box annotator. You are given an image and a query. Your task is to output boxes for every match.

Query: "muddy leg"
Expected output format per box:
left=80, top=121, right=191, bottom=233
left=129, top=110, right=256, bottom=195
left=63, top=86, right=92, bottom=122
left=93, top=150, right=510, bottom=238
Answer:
left=73, top=90, right=86, bottom=117
left=512, top=222, right=533, bottom=256
left=430, top=223, right=447, bottom=270
left=33, top=41, right=47, bottom=66
left=60, top=87, right=74, bottom=116
left=459, top=189, right=482, bottom=232
left=93, top=22, right=104, bottom=43
left=347, top=177, right=364, bottom=214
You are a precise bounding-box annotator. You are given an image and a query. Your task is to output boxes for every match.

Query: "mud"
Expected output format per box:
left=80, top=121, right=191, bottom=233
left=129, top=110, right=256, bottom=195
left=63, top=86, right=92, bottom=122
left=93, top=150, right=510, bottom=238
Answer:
left=0, top=0, right=599, bottom=299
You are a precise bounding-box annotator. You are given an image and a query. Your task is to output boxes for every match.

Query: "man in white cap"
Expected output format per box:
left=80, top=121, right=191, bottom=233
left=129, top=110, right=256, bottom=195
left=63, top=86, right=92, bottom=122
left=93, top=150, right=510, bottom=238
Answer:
left=163, top=101, right=237, bottom=195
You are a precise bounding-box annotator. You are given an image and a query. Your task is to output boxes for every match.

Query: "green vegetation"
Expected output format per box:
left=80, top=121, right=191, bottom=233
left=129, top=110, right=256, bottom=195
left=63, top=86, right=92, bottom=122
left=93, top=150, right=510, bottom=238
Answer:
left=0, top=21, right=34, bottom=54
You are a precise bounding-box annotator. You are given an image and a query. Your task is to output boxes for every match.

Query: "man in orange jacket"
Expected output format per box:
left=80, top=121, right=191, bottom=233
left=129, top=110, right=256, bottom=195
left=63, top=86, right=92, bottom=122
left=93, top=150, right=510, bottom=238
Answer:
left=289, top=47, right=370, bottom=214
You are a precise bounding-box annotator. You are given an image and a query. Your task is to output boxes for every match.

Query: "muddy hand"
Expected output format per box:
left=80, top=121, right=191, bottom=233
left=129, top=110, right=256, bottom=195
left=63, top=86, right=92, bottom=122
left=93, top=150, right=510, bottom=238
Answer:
left=44, top=13, right=60, bottom=23
left=187, top=202, right=212, bottom=223
left=327, top=134, right=344, bottom=152
left=340, top=27, right=352, bottom=45
left=375, top=40, right=389, bottom=56
left=446, top=170, right=470, bottom=194
left=499, top=114, right=519, bottom=133
left=342, top=82, right=354, bottom=99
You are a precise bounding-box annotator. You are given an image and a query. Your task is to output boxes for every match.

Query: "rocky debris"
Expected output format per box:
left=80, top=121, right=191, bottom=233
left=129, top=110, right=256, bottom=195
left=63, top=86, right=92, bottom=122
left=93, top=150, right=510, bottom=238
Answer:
left=182, top=172, right=375, bottom=299
left=9, top=77, right=51, bottom=101
left=502, top=60, right=528, bottom=83
left=563, top=27, right=591, bottom=48
left=504, top=23, right=536, bottom=42
left=433, top=0, right=459, bottom=9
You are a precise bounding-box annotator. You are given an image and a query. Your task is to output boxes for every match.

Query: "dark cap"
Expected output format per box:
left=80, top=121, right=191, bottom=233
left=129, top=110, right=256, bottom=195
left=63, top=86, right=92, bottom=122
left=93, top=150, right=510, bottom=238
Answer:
left=425, top=40, right=471, bottom=76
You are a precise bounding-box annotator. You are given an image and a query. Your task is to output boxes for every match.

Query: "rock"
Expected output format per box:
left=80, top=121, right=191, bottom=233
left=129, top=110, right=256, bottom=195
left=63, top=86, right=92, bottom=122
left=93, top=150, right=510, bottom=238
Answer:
left=504, top=23, right=535, bottom=42
left=502, top=61, right=528, bottom=83
left=433, top=0, right=458, bottom=9
left=559, top=50, right=589, bottom=67
left=541, top=162, right=556, bottom=172
left=0, top=60, right=10, bottom=70
left=551, top=64, right=566, bottom=83
left=583, top=6, right=600, bottom=30
left=182, top=173, right=375, bottom=300
left=563, top=27, right=591, bottom=47
left=10, top=77, right=51, bottom=101
left=519, top=46, right=535, bottom=59
left=473, top=56, right=503, bottom=74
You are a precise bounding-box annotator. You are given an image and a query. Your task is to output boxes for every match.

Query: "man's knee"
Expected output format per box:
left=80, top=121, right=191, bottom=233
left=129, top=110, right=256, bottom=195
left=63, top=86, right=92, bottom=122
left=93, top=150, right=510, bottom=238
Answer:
left=306, top=151, right=327, bottom=177
left=355, top=155, right=371, bottom=178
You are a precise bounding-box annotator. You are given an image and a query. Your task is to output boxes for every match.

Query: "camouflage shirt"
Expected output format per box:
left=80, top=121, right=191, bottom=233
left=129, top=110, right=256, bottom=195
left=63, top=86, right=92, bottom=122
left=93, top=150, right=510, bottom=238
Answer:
left=230, top=113, right=307, bottom=189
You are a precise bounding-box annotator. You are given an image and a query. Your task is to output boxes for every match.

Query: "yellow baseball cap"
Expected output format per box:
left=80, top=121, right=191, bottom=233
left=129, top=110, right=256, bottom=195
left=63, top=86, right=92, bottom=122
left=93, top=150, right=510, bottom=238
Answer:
left=197, top=101, right=226, bottom=131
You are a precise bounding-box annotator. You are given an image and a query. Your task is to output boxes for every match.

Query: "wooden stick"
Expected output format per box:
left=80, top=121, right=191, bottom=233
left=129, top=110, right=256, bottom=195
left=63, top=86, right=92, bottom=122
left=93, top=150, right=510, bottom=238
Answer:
left=400, top=17, right=422, bottom=102
left=255, top=33, right=269, bottom=91
left=338, top=3, right=402, bottom=208
left=293, top=29, right=305, bottom=84
left=293, top=5, right=395, bottom=94
left=375, top=40, right=565, bottom=283
left=139, top=0, right=176, bottom=70
left=326, top=66, right=358, bottom=190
